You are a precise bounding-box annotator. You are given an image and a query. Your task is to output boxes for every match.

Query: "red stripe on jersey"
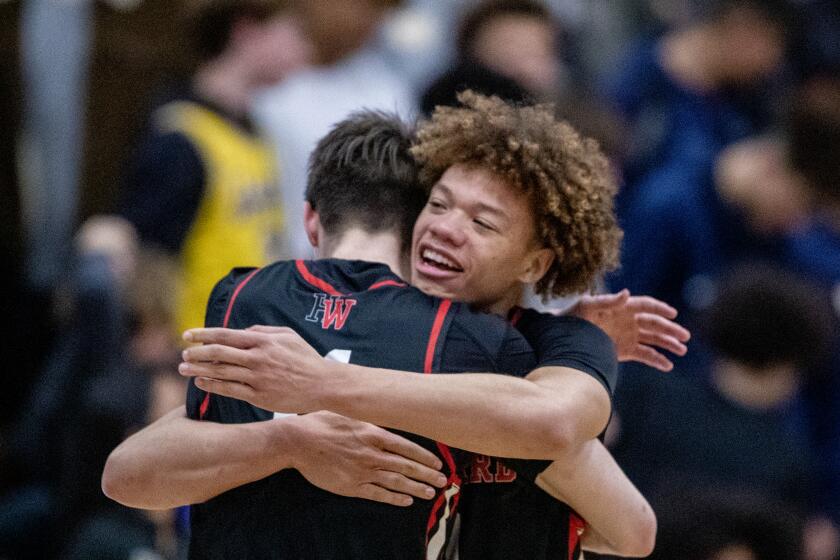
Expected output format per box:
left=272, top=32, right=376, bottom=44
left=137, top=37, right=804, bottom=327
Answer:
left=368, top=279, right=407, bottom=290
left=199, top=268, right=261, bottom=420
left=423, top=299, right=452, bottom=374
left=422, top=299, right=460, bottom=553
left=568, top=512, right=585, bottom=560
left=508, top=306, right=523, bottom=327
left=222, top=268, right=262, bottom=328
left=295, top=260, right=343, bottom=296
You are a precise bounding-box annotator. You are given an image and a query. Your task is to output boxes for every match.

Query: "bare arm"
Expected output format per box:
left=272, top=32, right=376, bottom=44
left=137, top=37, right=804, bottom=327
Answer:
left=102, top=406, right=446, bottom=510
left=535, top=439, right=656, bottom=558
left=180, top=327, right=610, bottom=459
left=102, top=406, right=291, bottom=509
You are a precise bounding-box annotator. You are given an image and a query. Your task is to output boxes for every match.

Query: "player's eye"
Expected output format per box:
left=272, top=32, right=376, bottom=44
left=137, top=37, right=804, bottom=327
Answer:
left=474, top=219, right=496, bottom=232
left=428, top=199, right=446, bottom=211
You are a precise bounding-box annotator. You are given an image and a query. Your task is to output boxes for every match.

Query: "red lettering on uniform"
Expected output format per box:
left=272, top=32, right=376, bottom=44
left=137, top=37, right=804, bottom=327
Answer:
left=469, top=455, right=494, bottom=483
left=321, top=298, right=357, bottom=330
left=494, top=460, right=517, bottom=483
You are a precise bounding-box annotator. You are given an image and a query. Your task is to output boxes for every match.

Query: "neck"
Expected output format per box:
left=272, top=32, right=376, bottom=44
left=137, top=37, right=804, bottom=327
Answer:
left=711, top=359, right=799, bottom=411
left=478, top=285, right=525, bottom=317
left=324, top=229, right=405, bottom=279
left=193, top=56, right=253, bottom=117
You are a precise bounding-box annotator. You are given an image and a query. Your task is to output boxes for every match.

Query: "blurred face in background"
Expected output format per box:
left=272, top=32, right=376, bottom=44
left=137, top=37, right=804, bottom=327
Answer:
left=299, top=0, right=395, bottom=65
left=710, top=544, right=757, bottom=560
left=234, top=12, right=313, bottom=85
left=714, top=7, right=785, bottom=86
left=469, top=14, right=560, bottom=96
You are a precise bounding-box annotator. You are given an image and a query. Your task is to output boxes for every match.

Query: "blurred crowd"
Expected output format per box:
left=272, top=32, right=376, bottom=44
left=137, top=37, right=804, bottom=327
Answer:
left=0, top=0, right=838, bottom=558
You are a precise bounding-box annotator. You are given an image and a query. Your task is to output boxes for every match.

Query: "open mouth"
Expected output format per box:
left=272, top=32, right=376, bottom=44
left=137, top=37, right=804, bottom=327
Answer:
left=420, top=247, right=464, bottom=273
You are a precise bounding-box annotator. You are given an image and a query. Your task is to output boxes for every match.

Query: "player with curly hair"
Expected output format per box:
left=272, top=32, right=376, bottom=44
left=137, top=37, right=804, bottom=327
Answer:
left=411, top=90, right=622, bottom=304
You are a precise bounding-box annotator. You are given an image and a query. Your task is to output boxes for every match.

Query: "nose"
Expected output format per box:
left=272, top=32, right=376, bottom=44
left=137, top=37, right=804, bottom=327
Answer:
left=428, top=211, right=467, bottom=247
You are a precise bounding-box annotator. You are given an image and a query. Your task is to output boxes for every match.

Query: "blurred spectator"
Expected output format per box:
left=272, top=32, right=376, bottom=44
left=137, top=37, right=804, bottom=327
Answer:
left=253, top=0, right=418, bottom=258
left=782, top=75, right=840, bottom=530
left=421, top=0, right=625, bottom=163
left=648, top=485, right=804, bottom=560
left=119, top=0, right=310, bottom=335
left=604, top=0, right=795, bottom=315
left=0, top=217, right=186, bottom=559
left=610, top=263, right=838, bottom=560
left=711, top=73, right=840, bottom=536
left=19, top=0, right=94, bottom=294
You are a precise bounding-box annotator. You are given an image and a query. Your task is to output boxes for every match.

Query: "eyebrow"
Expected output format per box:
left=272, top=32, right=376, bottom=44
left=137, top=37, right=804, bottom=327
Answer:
left=432, top=182, right=510, bottom=221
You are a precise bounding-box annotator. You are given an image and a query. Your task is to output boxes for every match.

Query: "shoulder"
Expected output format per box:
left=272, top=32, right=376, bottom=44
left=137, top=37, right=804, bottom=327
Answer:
left=442, top=305, right=535, bottom=376
left=517, top=309, right=618, bottom=394
left=518, top=310, right=613, bottom=346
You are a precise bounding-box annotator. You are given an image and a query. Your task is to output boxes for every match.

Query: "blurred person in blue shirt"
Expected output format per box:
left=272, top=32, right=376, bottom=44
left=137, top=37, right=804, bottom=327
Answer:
left=604, top=0, right=795, bottom=317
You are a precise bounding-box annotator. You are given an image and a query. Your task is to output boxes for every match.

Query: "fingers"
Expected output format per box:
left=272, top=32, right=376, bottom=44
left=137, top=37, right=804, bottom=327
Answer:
left=636, top=313, right=691, bottom=342
left=182, top=344, right=256, bottom=367
left=179, top=361, right=251, bottom=383
left=183, top=327, right=263, bottom=348
left=624, top=345, right=674, bottom=372
left=580, top=289, right=629, bottom=309
left=626, top=296, right=678, bottom=319
left=638, top=329, right=688, bottom=356
left=247, top=325, right=294, bottom=335
left=193, top=376, right=256, bottom=401
left=379, top=432, right=443, bottom=471
left=356, top=483, right=414, bottom=507
left=372, top=470, right=439, bottom=501
left=380, top=454, right=447, bottom=489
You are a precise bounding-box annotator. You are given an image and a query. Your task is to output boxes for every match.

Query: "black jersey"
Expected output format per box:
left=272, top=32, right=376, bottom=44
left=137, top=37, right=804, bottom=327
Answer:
left=186, top=259, right=536, bottom=560
left=456, top=310, right=618, bottom=560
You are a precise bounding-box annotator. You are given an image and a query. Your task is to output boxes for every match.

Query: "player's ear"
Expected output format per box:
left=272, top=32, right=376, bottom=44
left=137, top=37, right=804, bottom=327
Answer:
left=517, top=247, right=554, bottom=285
left=304, top=202, right=320, bottom=248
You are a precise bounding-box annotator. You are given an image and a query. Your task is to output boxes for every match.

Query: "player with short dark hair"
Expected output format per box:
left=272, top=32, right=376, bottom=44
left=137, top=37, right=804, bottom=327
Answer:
left=305, top=110, right=425, bottom=256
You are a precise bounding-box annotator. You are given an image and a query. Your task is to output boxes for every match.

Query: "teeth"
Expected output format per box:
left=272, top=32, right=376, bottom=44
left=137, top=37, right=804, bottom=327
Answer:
left=423, top=249, right=459, bottom=270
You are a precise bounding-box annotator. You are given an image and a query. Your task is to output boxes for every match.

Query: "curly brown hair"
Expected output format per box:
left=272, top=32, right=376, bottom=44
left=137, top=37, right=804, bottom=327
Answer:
left=411, top=91, right=622, bottom=297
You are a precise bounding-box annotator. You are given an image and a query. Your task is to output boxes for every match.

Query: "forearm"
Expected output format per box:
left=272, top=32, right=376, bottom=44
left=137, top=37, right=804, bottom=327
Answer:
left=320, top=365, right=599, bottom=459
left=535, top=439, right=656, bottom=557
left=102, top=406, right=295, bottom=510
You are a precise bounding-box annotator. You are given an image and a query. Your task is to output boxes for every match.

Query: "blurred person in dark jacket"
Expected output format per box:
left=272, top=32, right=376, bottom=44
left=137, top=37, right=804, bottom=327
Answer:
left=609, top=263, right=838, bottom=560
left=0, top=217, right=155, bottom=559
left=648, top=485, right=804, bottom=560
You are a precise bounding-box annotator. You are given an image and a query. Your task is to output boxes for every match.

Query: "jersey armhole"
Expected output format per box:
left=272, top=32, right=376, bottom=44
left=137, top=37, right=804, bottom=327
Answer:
left=197, top=267, right=262, bottom=420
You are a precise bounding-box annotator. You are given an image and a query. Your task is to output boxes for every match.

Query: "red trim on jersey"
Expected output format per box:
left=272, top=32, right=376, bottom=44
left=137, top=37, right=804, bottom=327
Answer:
left=295, top=259, right=343, bottom=296
left=568, top=512, right=585, bottom=560
left=422, top=299, right=460, bottom=551
left=423, top=299, right=451, bottom=374
left=508, top=306, right=523, bottom=327
left=199, top=268, right=261, bottom=420
left=222, top=269, right=261, bottom=328
left=368, top=279, right=407, bottom=291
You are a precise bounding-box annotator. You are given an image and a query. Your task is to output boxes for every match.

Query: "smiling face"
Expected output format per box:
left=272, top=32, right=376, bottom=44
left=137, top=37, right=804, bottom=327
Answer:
left=410, top=165, right=554, bottom=315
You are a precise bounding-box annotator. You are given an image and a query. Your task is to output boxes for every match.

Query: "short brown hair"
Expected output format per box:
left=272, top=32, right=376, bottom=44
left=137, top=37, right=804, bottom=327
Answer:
left=306, top=110, right=425, bottom=252
left=186, top=0, right=291, bottom=62
left=412, top=91, right=621, bottom=297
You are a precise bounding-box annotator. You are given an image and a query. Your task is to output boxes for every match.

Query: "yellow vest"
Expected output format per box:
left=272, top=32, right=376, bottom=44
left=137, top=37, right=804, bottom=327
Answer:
left=155, top=101, right=285, bottom=334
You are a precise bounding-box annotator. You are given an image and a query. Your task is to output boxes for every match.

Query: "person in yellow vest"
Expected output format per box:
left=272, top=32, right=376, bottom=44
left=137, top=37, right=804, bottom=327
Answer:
left=120, top=0, right=312, bottom=334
